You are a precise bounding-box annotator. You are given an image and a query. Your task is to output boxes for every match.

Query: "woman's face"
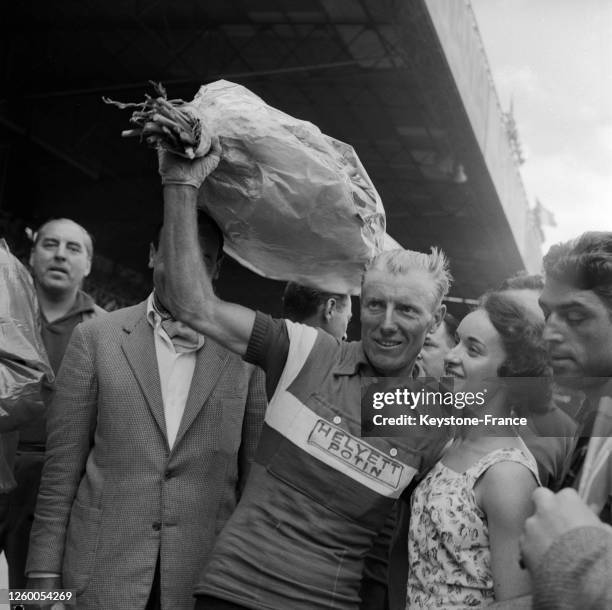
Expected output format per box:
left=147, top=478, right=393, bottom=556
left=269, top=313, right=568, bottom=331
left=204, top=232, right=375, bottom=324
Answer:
left=444, top=309, right=507, bottom=394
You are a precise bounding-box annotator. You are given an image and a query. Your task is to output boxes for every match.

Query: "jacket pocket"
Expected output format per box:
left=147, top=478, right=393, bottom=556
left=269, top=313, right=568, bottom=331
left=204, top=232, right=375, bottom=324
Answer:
left=62, top=500, right=102, bottom=595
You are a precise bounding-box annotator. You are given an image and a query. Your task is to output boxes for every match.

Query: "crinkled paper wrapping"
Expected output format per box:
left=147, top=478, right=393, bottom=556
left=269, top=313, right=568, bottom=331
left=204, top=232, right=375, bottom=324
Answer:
left=0, top=240, right=53, bottom=417
left=191, top=80, right=386, bottom=294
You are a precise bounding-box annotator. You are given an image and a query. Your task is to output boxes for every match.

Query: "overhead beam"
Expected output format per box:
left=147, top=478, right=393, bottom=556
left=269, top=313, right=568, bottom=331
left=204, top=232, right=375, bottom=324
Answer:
left=2, top=57, right=392, bottom=102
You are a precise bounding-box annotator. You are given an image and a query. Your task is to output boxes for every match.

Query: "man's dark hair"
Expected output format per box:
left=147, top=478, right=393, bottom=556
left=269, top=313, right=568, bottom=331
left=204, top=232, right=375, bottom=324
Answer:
left=282, top=282, right=348, bottom=322
left=543, top=231, right=612, bottom=312
left=152, top=211, right=224, bottom=260
left=498, top=272, right=544, bottom=292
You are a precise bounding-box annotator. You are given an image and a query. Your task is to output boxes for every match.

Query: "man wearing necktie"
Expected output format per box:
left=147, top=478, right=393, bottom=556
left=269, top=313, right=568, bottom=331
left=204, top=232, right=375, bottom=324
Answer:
left=24, top=213, right=267, bottom=610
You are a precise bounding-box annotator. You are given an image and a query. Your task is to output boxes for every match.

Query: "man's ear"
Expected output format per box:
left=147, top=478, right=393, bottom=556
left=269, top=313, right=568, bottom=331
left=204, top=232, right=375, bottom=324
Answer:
left=429, top=304, right=446, bottom=333
left=148, top=243, right=156, bottom=269
left=83, top=256, right=92, bottom=278
left=324, top=297, right=336, bottom=321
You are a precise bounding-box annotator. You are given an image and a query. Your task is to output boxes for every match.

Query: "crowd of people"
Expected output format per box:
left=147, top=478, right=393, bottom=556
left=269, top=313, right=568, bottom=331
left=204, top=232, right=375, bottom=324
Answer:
left=0, top=140, right=611, bottom=610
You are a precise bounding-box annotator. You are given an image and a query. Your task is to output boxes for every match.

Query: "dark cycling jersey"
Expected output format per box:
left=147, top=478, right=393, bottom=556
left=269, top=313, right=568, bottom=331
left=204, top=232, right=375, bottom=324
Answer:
left=194, top=313, right=449, bottom=609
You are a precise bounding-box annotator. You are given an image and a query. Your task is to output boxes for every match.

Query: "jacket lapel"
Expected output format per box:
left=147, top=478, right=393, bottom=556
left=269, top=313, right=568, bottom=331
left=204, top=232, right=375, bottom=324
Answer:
left=172, top=338, right=229, bottom=450
left=121, top=303, right=167, bottom=444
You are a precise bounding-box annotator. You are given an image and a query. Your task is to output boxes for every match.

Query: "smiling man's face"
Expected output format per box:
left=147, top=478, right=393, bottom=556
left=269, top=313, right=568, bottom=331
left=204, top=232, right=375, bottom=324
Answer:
left=29, top=219, right=92, bottom=297
left=360, top=268, right=443, bottom=378
left=540, top=277, right=612, bottom=381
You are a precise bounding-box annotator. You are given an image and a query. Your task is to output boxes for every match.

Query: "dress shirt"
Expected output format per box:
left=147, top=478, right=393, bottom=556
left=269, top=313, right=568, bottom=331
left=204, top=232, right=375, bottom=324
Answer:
left=146, top=294, right=204, bottom=448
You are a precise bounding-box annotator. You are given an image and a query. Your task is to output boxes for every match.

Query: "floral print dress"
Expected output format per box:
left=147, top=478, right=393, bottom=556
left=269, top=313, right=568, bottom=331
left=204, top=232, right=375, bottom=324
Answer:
left=406, top=447, right=539, bottom=608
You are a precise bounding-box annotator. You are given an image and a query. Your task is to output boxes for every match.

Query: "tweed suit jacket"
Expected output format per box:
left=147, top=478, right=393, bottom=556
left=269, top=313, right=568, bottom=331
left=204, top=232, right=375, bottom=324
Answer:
left=26, top=301, right=266, bottom=610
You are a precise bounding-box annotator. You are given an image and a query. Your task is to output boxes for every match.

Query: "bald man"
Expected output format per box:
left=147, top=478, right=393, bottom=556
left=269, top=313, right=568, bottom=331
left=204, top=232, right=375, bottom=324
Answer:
left=28, top=218, right=105, bottom=369
left=0, top=218, right=105, bottom=588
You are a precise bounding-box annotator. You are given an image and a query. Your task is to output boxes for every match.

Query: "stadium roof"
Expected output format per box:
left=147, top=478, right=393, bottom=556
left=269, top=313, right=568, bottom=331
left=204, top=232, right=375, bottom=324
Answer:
left=1, top=0, right=541, bottom=313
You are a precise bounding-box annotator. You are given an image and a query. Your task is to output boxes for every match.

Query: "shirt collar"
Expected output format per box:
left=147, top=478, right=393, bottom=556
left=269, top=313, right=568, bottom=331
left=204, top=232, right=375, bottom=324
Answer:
left=41, top=289, right=97, bottom=325
left=75, top=290, right=97, bottom=314
left=146, top=294, right=158, bottom=327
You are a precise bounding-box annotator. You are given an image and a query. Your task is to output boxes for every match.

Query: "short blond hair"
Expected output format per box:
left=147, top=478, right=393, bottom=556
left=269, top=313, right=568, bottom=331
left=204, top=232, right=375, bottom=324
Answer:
left=364, top=247, right=452, bottom=306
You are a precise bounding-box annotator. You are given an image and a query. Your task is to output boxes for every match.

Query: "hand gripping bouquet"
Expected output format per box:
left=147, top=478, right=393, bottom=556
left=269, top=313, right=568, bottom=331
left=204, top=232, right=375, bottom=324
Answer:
left=0, top=239, right=53, bottom=429
left=105, top=80, right=386, bottom=293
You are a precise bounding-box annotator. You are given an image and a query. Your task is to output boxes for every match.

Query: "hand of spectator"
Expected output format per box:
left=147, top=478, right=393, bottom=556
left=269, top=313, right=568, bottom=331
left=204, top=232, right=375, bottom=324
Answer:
left=519, top=487, right=603, bottom=573
left=157, top=136, right=222, bottom=189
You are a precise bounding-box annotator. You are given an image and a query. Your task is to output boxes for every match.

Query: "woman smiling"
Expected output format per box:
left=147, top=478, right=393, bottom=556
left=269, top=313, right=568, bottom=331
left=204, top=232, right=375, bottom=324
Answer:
left=406, top=291, right=550, bottom=608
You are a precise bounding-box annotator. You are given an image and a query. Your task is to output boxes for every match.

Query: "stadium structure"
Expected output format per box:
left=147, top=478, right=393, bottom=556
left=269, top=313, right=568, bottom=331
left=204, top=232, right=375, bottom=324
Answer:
left=1, top=0, right=542, bottom=318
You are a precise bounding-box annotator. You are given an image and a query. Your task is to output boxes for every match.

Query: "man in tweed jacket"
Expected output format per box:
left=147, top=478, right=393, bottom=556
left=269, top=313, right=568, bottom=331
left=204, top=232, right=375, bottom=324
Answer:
left=25, top=215, right=267, bottom=609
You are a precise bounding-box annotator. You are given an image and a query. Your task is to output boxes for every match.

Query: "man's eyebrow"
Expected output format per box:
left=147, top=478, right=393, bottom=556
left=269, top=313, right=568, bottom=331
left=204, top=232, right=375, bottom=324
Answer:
left=396, top=300, right=423, bottom=312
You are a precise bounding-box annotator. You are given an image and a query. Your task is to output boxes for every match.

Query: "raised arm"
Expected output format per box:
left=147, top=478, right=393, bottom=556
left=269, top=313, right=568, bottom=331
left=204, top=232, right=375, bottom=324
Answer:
left=158, top=141, right=255, bottom=355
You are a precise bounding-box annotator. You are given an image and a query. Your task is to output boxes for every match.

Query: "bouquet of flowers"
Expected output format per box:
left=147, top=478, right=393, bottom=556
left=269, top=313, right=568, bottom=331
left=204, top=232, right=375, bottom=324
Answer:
left=105, top=80, right=386, bottom=293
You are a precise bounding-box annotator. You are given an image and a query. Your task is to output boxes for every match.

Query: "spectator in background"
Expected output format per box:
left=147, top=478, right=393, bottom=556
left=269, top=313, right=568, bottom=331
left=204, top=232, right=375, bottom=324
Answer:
left=416, top=312, right=459, bottom=378
left=540, top=232, right=612, bottom=523
left=282, top=281, right=352, bottom=340
left=28, top=219, right=106, bottom=372
left=497, top=272, right=577, bottom=490
left=0, top=218, right=105, bottom=589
